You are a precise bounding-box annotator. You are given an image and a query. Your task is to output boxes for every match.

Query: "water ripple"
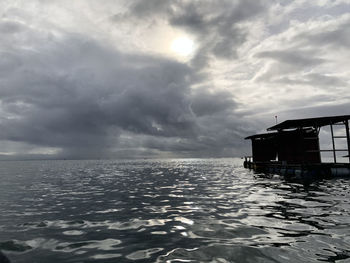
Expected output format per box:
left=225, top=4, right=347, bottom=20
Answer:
left=0, top=159, right=349, bottom=262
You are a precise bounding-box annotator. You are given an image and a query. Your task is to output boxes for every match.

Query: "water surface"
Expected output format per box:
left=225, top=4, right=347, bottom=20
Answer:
left=0, top=159, right=349, bottom=262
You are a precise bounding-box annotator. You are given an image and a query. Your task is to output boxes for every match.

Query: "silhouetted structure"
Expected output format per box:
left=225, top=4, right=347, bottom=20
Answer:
left=244, top=115, right=350, bottom=177
left=0, top=251, right=10, bottom=263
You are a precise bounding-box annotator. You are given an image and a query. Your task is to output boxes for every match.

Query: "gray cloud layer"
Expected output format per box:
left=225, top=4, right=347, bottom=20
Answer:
left=0, top=17, right=247, bottom=159
left=0, top=0, right=349, bottom=159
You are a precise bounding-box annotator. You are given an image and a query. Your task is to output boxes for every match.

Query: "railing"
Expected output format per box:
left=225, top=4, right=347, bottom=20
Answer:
left=307, top=120, right=350, bottom=163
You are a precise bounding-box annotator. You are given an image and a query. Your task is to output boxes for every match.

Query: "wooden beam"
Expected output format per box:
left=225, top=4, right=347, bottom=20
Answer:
left=330, top=123, right=337, bottom=163
left=345, top=120, right=350, bottom=163
left=306, top=149, right=348, bottom=152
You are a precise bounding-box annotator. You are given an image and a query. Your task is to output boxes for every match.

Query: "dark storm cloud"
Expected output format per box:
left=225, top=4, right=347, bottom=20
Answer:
left=190, top=89, right=237, bottom=117
left=136, top=111, right=252, bottom=158
left=0, top=18, right=245, bottom=158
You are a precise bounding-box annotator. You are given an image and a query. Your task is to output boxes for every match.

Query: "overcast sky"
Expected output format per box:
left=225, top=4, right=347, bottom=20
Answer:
left=0, top=0, right=350, bottom=159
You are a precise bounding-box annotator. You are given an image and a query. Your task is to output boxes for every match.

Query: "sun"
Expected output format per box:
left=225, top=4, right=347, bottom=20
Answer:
left=171, top=36, right=195, bottom=57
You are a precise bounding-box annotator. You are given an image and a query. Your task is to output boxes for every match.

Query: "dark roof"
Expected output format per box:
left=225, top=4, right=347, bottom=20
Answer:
left=245, top=132, right=278, bottom=140
left=267, top=115, right=350, bottom=131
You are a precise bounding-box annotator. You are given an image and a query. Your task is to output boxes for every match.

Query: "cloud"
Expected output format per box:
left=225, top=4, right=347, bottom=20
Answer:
left=275, top=73, right=348, bottom=88
left=256, top=50, right=325, bottom=68
left=190, top=89, right=237, bottom=117
left=0, top=15, right=245, bottom=159
left=1, top=0, right=350, bottom=159
left=250, top=11, right=350, bottom=106
left=127, top=0, right=268, bottom=64
left=0, top=20, right=25, bottom=34
left=298, top=14, right=350, bottom=48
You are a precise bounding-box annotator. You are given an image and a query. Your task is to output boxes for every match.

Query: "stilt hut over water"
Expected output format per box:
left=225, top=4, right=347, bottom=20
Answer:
left=244, top=115, right=350, bottom=177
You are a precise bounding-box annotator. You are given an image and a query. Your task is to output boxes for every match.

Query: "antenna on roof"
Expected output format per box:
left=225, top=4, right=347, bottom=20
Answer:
left=275, top=115, right=278, bottom=124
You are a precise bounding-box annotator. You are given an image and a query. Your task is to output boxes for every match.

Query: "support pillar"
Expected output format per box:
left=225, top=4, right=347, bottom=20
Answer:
left=330, top=123, right=336, bottom=163
left=345, top=120, right=350, bottom=163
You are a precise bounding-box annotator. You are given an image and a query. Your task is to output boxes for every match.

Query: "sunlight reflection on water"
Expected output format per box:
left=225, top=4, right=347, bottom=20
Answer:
left=0, top=159, right=349, bottom=262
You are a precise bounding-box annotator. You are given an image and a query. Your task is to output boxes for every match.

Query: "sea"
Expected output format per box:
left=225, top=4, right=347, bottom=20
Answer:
left=0, top=158, right=349, bottom=263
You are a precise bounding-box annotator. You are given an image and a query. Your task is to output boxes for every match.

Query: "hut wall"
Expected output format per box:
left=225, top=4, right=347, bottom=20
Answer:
left=252, top=137, right=277, bottom=162
left=277, top=129, right=321, bottom=163
left=302, top=130, right=321, bottom=163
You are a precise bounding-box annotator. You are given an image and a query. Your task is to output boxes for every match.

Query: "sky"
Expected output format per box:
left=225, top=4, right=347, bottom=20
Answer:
left=0, top=0, right=350, bottom=160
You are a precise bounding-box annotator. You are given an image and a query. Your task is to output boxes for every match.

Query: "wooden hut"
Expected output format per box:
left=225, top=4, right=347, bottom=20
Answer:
left=244, top=115, right=350, bottom=177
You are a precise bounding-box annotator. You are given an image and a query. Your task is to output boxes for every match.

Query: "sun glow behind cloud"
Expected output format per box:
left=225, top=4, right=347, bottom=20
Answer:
left=171, top=36, right=195, bottom=57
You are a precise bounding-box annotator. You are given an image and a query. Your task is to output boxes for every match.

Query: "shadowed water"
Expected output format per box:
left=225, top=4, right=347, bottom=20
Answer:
left=0, top=159, right=349, bottom=262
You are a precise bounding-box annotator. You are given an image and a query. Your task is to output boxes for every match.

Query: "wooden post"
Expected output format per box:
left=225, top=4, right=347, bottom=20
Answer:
left=345, top=120, right=350, bottom=163
left=316, top=127, right=321, bottom=163
left=330, top=123, right=336, bottom=163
